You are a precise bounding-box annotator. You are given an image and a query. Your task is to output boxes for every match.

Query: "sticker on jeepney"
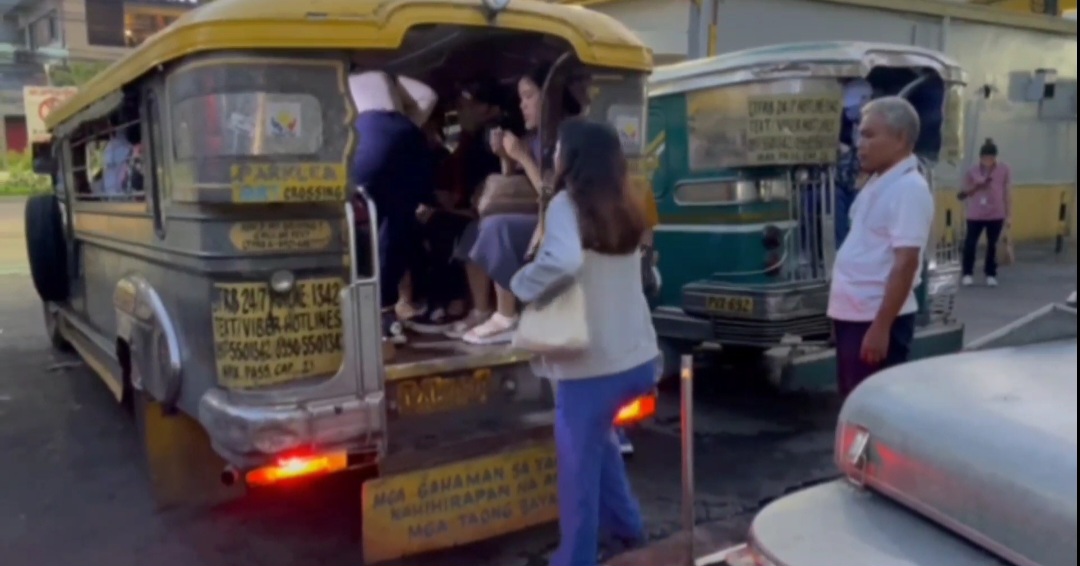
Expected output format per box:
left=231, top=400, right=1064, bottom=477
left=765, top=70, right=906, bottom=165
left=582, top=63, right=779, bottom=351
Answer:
left=266, top=101, right=303, bottom=138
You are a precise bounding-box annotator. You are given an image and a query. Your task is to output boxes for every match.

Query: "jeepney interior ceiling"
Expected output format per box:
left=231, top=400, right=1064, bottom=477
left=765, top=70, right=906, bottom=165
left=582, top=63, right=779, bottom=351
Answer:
left=349, top=26, right=574, bottom=101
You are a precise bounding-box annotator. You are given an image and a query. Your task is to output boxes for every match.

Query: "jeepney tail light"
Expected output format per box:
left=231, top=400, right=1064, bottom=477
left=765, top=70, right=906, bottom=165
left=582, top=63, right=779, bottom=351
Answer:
left=614, top=393, right=657, bottom=426
left=245, top=451, right=347, bottom=487
left=720, top=543, right=781, bottom=566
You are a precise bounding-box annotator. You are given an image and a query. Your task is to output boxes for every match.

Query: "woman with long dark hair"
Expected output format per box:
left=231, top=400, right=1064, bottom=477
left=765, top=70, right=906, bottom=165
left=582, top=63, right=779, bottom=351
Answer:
left=510, top=119, right=658, bottom=565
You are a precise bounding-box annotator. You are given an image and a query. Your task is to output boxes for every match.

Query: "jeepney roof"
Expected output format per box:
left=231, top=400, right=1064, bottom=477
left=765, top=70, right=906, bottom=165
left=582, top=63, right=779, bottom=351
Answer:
left=838, top=339, right=1077, bottom=566
left=46, top=0, right=652, bottom=130
left=648, top=41, right=964, bottom=97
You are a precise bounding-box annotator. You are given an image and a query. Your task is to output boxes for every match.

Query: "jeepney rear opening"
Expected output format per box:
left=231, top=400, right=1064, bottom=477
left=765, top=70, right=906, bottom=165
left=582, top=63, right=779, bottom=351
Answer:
left=155, top=27, right=653, bottom=473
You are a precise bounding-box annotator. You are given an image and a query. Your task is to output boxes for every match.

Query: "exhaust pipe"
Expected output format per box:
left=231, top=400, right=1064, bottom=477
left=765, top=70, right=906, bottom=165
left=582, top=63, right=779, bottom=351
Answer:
left=220, top=466, right=240, bottom=486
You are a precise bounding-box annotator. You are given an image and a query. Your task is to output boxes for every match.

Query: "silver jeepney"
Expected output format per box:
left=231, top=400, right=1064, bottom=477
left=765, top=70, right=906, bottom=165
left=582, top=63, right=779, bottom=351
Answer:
left=712, top=295, right=1077, bottom=566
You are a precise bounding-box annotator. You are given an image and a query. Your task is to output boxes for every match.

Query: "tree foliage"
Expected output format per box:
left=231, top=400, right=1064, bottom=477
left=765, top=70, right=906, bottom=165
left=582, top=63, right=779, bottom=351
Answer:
left=47, top=61, right=113, bottom=87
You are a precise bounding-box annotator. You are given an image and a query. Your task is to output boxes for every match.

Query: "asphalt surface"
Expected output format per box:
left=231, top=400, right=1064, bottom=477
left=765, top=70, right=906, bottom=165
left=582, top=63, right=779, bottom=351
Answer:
left=1, top=196, right=1075, bottom=566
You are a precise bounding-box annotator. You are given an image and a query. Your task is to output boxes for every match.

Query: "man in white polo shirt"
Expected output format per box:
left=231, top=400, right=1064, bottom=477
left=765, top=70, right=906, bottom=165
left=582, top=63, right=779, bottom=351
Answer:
left=828, top=96, right=933, bottom=398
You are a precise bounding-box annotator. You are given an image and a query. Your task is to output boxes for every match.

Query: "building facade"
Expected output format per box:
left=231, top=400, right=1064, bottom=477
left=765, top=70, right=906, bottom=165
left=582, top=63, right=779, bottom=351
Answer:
left=567, top=0, right=1076, bottom=243
left=0, top=0, right=201, bottom=152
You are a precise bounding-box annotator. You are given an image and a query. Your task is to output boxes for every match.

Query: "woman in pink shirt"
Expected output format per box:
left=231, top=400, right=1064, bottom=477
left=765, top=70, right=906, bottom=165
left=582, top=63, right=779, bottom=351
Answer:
left=960, top=138, right=1011, bottom=287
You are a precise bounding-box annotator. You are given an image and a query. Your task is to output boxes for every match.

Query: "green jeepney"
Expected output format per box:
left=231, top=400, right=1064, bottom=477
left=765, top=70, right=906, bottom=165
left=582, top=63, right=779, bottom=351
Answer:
left=645, top=42, right=967, bottom=390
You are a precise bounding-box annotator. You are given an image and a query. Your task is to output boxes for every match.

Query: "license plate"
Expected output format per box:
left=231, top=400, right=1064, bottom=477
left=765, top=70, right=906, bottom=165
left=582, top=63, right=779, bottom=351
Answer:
left=361, top=441, right=558, bottom=563
left=706, top=294, right=754, bottom=314
left=210, top=277, right=345, bottom=389
left=392, top=368, right=493, bottom=416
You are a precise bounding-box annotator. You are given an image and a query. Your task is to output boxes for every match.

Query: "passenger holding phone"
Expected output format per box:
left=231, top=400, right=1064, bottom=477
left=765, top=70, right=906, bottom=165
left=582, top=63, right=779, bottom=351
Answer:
left=959, top=139, right=1011, bottom=287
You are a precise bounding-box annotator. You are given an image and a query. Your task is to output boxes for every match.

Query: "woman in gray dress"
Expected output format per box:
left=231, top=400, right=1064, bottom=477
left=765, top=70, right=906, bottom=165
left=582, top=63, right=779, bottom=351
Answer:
left=447, top=64, right=581, bottom=345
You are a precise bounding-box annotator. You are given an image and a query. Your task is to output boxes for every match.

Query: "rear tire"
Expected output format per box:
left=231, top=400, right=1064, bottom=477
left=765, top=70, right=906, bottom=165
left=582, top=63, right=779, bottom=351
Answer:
left=24, top=194, right=69, bottom=303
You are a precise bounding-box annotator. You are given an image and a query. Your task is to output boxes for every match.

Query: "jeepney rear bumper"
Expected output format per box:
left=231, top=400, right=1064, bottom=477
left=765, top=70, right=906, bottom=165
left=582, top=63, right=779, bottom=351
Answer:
left=197, top=388, right=385, bottom=469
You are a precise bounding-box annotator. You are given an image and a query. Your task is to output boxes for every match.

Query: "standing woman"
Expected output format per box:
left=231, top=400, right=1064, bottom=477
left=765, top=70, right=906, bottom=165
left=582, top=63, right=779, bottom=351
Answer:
left=510, top=119, right=658, bottom=565
left=960, top=138, right=1011, bottom=287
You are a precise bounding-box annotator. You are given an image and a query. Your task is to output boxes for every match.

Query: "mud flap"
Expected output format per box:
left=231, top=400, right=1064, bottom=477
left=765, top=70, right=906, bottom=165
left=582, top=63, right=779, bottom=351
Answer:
left=135, top=395, right=246, bottom=509
left=361, top=440, right=559, bottom=564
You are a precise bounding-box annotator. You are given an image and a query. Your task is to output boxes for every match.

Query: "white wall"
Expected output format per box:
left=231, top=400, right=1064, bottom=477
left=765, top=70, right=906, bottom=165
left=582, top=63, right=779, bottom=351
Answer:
left=592, top=0, right=693, bottom=59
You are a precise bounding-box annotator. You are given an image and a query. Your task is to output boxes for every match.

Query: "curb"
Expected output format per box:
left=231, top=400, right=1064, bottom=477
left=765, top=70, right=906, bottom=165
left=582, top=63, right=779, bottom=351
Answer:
left=604, top=526, right=744, bottom=566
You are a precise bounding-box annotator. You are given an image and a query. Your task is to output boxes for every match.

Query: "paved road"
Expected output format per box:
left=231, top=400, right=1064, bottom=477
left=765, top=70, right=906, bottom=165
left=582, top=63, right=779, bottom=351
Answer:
left=1, top=196, right=1074, bottom=566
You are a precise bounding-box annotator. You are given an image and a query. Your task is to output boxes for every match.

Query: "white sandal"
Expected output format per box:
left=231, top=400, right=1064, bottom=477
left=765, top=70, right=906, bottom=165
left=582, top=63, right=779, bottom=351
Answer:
left=463, top=313, right=518, bottom=345
left=444, top=310, right=492, bottom=339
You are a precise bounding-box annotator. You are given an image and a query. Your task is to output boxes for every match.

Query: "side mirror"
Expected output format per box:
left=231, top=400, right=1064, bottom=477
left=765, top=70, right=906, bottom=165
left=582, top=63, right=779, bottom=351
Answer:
left=30, top=142, right=54, bottom=176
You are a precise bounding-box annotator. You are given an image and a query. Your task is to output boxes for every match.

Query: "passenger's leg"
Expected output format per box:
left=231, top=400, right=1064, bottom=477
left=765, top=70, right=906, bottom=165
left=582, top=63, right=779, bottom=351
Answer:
left=961, top=220, right=985, bottom=283
left=832, top=319, right=874, bottom=399
left=550, top=378, right=605, bottom=566
left=983, top=219, right=1004, bottom=281
left=462, top=214, right=537, bottom=345
left=377, top=207, right=418, bottom=343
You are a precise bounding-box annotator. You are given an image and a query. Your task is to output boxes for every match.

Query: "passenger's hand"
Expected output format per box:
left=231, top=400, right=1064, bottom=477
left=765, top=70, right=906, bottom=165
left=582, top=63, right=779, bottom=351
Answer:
left=501, top=131, right=529, bottom=162
left=489, top=128, right=508, bottom=158
left=416, top=203, right=435, bottom=224
left=860, top=322, right=889, bottom=366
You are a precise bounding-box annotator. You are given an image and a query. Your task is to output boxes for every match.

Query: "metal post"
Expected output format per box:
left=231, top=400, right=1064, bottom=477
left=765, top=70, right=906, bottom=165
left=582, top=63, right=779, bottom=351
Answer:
left=680, top=354, right=696, bottom=565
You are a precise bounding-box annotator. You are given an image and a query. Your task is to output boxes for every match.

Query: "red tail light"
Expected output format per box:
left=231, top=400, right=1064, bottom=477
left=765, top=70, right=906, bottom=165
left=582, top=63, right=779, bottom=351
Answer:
left=246, top=451, right=347, bottom=487
left=614, top=392, right=657, bottom=426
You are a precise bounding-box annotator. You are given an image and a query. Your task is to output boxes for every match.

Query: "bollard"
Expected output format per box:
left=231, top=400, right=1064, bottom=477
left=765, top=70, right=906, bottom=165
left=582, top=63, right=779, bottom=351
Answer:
left=680, top=354, right=695, bottom=566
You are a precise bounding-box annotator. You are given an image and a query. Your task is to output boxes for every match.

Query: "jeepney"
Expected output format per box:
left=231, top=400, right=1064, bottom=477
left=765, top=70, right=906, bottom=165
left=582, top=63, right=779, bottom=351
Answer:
left=708, top=293, right=1077, bottom=566
left=645, top=42, right=966, bottom=389
left=22, top=0, right=655, bottom=561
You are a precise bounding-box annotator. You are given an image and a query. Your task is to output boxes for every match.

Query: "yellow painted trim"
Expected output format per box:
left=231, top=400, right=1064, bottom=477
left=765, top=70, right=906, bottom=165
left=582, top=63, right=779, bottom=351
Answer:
left=806, top=0, right=1075, bottom=34
left=933, top=184, right=1074, bottom=243
left=47, top=0, right=652, bottom=129
left=560, top=0, right=1076, bottom=34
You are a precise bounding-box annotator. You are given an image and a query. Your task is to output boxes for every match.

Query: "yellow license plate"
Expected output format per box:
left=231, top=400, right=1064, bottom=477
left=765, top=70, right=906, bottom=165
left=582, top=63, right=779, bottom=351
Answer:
left=706, top=294, right=754, bottom=314
left=361, top=441, right=558, bottom=563
left=210, top=277, right=345, bottom=389
left=394, top=368, right=493, bottom=416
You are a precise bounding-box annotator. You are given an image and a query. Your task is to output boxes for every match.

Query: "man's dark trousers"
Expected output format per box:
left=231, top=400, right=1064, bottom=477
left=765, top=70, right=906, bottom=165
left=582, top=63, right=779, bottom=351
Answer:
left=832, top=314, right=917, bottom=398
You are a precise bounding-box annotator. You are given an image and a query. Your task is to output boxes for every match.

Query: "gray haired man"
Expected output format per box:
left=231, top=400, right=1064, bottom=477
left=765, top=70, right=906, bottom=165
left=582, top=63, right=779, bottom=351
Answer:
left=827, top=96, right=934, bottom=398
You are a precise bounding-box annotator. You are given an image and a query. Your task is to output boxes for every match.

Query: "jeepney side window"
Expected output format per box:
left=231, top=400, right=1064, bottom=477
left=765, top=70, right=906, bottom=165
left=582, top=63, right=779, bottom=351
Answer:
left=583, top=72, right=648, bottom=157
left=71, top=109, right=145, bottom=202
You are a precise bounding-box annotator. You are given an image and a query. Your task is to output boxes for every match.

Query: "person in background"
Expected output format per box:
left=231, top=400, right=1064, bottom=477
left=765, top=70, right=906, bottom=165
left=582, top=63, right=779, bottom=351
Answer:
left=101, top=115, right=135, bottom=196
left=349, top=71, right=438, bottom=344
left=835, top=79, right=874, bottom=248
left=828, top=97, right=933, bottom=399
left=959, top=138, right=1011, bottom=288
left=510, top=119, right=657, bottom=566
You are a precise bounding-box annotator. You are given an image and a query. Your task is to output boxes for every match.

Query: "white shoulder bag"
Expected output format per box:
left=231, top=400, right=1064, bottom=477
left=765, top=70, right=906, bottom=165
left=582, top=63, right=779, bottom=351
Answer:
left=511, top=190, right=590, bottom=354
left=512, top=280, right=589, bottom=354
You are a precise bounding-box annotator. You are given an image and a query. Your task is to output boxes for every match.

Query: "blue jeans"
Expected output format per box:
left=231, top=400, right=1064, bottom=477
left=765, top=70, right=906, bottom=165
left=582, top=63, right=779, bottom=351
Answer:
left=550, top=359, right=657, bottom=566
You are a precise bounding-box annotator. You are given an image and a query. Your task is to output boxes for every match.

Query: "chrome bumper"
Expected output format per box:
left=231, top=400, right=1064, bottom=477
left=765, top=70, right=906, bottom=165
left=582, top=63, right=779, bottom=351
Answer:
left=198, top=388, right=385, bottom=468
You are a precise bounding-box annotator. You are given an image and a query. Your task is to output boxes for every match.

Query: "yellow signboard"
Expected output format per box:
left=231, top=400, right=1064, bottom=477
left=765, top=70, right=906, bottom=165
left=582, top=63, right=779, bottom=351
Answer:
left=362, top=441, right=559, bottom=563
left=23, top=86, right=77, bottom=142
left=227, top=219, right=334, bottom=253
left=210, top=277, right=344, bottom=389
left=688, top=87, right=843, bottom=170
left=229, top=163, right=348, bottom=203
left=394, top=369, right=493, bottom=416
left=743, top=95, right=842, bottom=165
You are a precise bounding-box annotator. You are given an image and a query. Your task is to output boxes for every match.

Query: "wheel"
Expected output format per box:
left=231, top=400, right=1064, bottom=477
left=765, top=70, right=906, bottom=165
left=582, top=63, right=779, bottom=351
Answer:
left=24, top=194, right=69, bottom=303
left=657, top=338, right=694, bottom=385
left=42, top=301, right=72, bottom=352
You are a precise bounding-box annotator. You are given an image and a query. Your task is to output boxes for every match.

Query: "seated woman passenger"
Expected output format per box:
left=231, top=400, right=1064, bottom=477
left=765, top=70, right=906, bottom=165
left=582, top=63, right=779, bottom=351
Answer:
left=451, top=64, right=581, bottom=345
left=349, top=70, right=438, bottom=344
